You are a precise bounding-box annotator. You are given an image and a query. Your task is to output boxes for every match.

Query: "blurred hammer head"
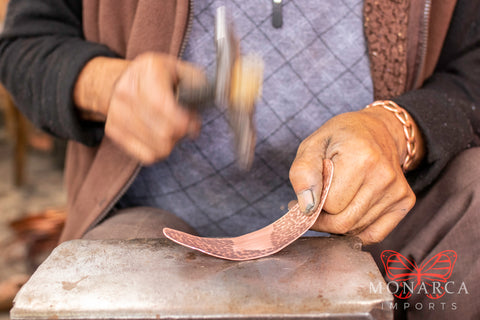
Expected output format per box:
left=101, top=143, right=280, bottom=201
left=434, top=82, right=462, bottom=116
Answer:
left=215, top=6, right=264, bottom=170
left=228, top=55, right=263, bottom=170
left=178, top=6, right=263, bottom=171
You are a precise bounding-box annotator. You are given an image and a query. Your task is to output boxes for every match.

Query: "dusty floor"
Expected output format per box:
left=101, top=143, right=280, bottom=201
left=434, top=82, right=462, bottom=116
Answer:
left=0, top=123, right=66, bottom=319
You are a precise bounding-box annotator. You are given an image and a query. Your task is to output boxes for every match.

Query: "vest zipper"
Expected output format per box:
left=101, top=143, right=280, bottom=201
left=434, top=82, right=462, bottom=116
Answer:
left=413, top=0, right=431, bottom=89
left=85, top=0, right=195, bottom=234
left=179, top=0, right=194, bottom=58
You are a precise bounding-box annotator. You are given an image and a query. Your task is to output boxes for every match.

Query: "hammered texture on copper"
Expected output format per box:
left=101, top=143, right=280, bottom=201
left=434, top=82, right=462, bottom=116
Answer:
left=163, top=159, right=333, bottom=261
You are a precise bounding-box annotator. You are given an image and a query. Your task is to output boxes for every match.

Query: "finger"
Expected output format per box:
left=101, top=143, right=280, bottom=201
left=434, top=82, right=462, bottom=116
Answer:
left=289, top=151, right=324, bottom=215
left=107, top=124, right=156, bottom=164
left=345, top=202, right=393, bottom=235
left=322, top=150, right=368, bottom=215
left=136, top=59, right=193, bottom=140
left=311, top=160, right=409, bottom=235
left=310, top=180, right=386, bottom=233
left=140, top=82, right=192, bottom=139
left=111, top=55, right=187, bottom=138
left=354, top=183, right=415, bottom=245
left=356, top=209, right=409, bottom=245
left=107, top=97, right=177, bottom=162
left=319, top=163, right=397, bottom=229
left=127, top=117, right=178, bottom=160
left=348, top=182, right=413, bottom=234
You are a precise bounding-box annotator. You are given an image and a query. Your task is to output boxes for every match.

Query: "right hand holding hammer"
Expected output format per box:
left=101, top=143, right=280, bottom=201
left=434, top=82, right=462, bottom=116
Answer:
left=74, top=52, right=208, bottom=164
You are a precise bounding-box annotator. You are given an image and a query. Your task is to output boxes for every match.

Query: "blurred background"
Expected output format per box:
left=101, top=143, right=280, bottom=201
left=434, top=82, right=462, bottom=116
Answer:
left=0, top=1, right=67, bottom=318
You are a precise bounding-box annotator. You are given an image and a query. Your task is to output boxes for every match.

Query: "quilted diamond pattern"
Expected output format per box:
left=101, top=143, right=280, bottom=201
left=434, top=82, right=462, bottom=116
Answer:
left=119, top=0, right=373, bottom=236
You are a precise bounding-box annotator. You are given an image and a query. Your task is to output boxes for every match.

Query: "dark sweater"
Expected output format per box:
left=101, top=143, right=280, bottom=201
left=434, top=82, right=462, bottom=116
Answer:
left=0, top=0, right=479, bottom=192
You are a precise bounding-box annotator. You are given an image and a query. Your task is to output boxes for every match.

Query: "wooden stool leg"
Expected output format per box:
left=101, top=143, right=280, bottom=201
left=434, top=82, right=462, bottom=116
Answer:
left=5, top=95, right=28, bottom=186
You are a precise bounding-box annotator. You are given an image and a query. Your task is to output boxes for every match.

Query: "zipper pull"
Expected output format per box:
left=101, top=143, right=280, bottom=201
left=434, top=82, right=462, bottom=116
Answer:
left=272, top=0, right=283, bottom=29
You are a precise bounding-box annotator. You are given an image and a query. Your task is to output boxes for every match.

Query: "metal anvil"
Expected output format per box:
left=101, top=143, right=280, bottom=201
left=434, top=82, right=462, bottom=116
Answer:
left=11, top=237, right=393, bottom=319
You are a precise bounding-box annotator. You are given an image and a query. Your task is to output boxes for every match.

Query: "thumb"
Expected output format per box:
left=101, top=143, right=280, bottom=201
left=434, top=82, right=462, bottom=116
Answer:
left=289, top=152, right=324, bottom=215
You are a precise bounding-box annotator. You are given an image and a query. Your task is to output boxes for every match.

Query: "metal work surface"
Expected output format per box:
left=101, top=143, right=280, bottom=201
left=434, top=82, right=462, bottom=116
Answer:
left=11, top=237, right=393, bottom=320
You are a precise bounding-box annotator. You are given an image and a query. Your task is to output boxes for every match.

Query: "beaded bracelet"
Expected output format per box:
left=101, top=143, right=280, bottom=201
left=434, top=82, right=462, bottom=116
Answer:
left=366, top=100, right=416, bottom=172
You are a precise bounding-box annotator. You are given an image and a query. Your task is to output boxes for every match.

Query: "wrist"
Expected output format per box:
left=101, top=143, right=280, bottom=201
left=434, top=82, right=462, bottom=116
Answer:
left=363, top=100, right=425, bottom=172
left=73, top=57, right=130, bottom=121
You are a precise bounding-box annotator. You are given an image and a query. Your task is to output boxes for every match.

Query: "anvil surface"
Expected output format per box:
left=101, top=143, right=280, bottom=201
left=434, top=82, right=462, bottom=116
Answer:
left=11, top=237, right=392, bottom=319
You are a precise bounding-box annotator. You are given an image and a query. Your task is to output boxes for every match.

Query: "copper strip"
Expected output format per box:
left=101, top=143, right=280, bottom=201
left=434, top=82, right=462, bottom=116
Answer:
left=163, top=159, right=334, bottom=261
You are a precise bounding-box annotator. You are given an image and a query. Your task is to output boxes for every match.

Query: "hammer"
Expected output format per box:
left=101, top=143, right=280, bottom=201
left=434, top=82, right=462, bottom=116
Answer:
left=178, top=6, right=263, bottom=170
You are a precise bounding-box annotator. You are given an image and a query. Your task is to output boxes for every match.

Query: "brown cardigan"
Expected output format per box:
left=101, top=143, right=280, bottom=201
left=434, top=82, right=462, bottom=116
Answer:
left=59, top=0, right=457, bottom=242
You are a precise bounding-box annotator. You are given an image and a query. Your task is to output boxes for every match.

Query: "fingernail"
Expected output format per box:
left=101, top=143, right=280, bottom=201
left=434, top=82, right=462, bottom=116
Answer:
left=298, top=189, right=315, bottom=215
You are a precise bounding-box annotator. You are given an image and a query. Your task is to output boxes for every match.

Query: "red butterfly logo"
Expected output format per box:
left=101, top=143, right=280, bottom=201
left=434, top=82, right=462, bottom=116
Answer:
left=381, top=250, right=457, bottom=299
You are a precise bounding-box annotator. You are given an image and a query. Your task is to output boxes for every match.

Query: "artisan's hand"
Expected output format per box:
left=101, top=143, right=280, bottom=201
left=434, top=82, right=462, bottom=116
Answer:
left=289, top=106, right=425, bottom=244
left=74, top=53, right=207, bottom=164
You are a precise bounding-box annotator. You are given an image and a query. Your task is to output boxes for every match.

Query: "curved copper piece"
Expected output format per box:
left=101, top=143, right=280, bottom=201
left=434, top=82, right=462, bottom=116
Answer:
left=163, top=159, right=334, bottom=261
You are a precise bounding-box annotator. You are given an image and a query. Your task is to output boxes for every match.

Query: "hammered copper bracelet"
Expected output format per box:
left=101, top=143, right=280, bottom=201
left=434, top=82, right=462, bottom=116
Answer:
left=366, top=100, right=416, bottom=172
left=164, top=159, right=334, bottom=261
